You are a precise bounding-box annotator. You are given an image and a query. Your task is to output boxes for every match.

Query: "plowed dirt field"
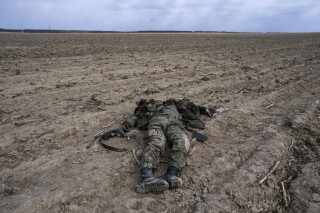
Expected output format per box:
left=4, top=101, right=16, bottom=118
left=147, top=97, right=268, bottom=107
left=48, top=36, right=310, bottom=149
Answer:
left=0, top=33, right=319, bottom=212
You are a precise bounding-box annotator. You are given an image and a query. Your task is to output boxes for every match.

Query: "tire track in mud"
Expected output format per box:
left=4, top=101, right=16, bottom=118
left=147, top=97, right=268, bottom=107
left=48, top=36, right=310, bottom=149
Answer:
left=262, top=74, right=320, bottom=109
left=172, top=115, right=286, bottom=212
left=208, top=83, right=319, bottom=212
left=171, top=64, right=320, bottom=212
left=280, top=101, right=320, bottom=212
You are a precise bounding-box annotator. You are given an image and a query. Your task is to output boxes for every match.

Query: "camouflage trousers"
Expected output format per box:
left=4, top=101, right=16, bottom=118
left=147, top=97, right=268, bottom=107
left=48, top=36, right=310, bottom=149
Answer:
left=141, top=114, right=190, bottom=171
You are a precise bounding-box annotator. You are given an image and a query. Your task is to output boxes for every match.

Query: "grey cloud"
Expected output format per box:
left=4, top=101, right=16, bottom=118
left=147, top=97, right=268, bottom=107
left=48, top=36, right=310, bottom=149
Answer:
left=0, top=0, right=319, bottom=32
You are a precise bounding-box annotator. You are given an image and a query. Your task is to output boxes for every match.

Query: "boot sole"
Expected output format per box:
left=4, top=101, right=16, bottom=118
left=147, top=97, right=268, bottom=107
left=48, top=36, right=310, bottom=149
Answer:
left=166, top=177, right=182, bottom=190
left=135, top=179, right=169, bottom=194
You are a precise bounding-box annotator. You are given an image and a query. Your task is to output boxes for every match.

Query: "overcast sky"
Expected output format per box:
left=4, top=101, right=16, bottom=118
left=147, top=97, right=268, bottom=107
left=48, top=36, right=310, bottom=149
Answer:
left=0, top=0, right=319, bottom=32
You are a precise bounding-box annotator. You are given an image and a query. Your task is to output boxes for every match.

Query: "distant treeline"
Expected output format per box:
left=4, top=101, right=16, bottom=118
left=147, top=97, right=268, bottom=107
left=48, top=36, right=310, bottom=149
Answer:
left=0, top=28, right=235, bottom=33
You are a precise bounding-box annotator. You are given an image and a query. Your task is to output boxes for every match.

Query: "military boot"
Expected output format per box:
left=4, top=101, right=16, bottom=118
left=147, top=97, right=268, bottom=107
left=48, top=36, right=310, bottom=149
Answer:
left=160, top=166, right=182, bottom=190
left=135, top=168, right=169, bottom=194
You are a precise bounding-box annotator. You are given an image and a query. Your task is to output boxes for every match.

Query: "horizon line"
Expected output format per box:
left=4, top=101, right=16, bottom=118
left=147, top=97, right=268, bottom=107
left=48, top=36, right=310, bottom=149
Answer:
left=1, top=28, right=317, bottom=34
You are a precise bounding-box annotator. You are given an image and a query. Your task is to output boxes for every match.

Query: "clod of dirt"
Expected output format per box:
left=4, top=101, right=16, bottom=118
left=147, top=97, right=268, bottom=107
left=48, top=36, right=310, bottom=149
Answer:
left=81, top=94, right=106, bottom=111
left=200, top=76, right=210, bottom=81
left=0, top=183, right=16, bottom=196
left=55, top=81, right=76, bottom=88
left=121, top=75, right=129, bottom=79
left=144, top=88, right=160, bottom=95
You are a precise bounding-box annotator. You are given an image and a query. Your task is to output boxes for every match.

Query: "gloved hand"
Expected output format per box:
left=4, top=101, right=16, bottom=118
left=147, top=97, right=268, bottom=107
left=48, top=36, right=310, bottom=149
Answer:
left=204, top=108, right=217, bottom=118
left=204, top=108, right=213, bottom=117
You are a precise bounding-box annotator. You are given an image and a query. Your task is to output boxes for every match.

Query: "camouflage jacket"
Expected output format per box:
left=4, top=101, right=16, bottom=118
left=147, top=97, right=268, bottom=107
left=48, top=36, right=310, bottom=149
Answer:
left=123, top=98, right=213, bottom=131
left=123, top=99, right=180, bottom=130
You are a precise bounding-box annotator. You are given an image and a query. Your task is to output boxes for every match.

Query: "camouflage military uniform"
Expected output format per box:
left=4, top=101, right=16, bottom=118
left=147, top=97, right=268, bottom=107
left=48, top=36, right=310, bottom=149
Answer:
left=123, top=98, right=214, bottom=193
left=141, top=104, right=190, bottom=171
left=123, top=99, right=189, bottom=171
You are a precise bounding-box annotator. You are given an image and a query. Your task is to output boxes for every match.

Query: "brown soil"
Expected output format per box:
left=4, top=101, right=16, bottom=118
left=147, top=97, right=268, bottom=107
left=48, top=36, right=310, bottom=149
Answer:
left=0, top=33, right=319, bottom=213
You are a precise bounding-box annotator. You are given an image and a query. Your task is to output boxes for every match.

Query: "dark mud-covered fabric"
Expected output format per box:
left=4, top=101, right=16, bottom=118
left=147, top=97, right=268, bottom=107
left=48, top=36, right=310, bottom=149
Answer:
left=158, top=104, right=180, bottom=117
left=141, top=108, right=190, bottom=171
left=124, top=99, right=181, bottom=130
left=176, top=99, right=205, bottom=129
left=123, top=99, right=163, bottom=130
